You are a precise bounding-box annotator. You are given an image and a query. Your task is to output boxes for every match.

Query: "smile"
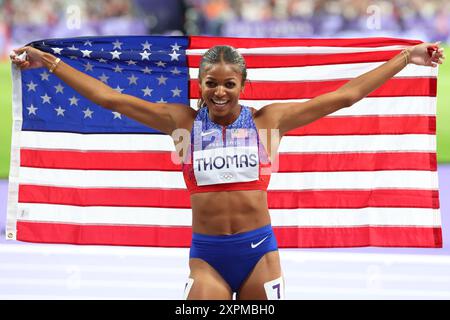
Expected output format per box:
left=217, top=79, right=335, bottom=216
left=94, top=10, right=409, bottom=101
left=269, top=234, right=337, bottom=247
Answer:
left=211, top=99, right=229, bottom=107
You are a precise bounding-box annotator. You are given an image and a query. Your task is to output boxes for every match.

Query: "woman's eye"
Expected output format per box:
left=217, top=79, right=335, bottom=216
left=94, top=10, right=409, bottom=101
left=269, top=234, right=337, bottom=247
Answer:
left=226, top=82, right=236, bottom=88
left=205, top=81, right=216, bottom=88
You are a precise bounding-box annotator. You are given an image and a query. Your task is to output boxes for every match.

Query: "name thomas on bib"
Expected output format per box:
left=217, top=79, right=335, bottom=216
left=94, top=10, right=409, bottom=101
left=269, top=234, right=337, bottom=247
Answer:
left=193, top=146, right=259, bottom=186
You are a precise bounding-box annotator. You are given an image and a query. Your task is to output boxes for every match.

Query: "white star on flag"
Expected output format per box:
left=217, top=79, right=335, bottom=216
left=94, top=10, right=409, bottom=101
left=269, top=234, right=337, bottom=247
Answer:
left=27, top=104, right=37, bottom=115
left=55, top=106, right=66, bottom=116
left=54, top=83, right=64, bottom=93
left=52, top=47, right=63, bottom=55
left=84, top=62, right=94, bottom=72
left=171, top=87, right=182, bottom=97
left=126, top=60, right=137, bottom=66
left=81, top=49, right=92, bottom=57
left=69, top=96, right=79, bottom=106
left=41, top=93, right=51, bottom=104
left=99, top=74, right=109, bottom=83
left=169, top=51, right=180, bottom=61
left=171, top=43, right=181, bottom=51
left=114, top=86, right=124, bottom=93
left=112, top=112, right=122, bottom=119
left=171, top=67, right=181, bottom=75
left=26, top=81, right=37, bottom=92
left=113, top=64, right=123, bottom=73
left=110, top=50, right=122, bottom=60
left=140, top=51, right=151, bottom=60
left=68, top=45, right=78, bottom=51
left=157, top=74, right=168, bottom=85
left=142, top=86, right=153, bottom=96
left=156, top=97, right=167, bottom=103
left=84, top=40, right=92, bottom=46
left=83, top=108, right=94, bottom=119
left=97, top=58, right=107, bottom=63
left=141, top=41, right=152, bottom=50
left=128, top=74, right=139, bottom=85
left=156, top=61, right=166, bottom=68
left=113, top=40, right=123, bottom=49
left=142, top=66, right=152, bottom=74
left=40, top=71, right=50, bottom=81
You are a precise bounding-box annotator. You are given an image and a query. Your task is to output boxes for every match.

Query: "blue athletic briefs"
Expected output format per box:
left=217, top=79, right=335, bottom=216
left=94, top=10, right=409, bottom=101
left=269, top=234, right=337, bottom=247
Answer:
left=189, top=224, right=278, bottom=292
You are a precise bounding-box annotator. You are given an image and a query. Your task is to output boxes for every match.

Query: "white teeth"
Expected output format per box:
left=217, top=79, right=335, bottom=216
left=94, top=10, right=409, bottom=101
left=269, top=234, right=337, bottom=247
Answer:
left=212, top=99, right=228, bottom=105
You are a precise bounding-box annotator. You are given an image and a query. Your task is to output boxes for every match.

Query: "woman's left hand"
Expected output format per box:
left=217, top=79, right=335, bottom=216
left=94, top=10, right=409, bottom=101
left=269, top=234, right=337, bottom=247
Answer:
left=408, top=42, right=445, bottom=67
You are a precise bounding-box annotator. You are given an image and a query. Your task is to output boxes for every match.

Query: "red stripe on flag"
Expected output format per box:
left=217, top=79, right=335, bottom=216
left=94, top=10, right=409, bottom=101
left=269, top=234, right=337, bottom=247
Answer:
left=274, top=226, right=442, bottom=248
left=19, top=185, right=439, bottom=209
left=20, top=149, right=182, bottom=171
left=16, top=222, right=441, bottom=248
left=286, top=115, right=436, bottom=135
left=19, top=185, right=191, bottom=208
left=20, top=150, right=436, bottom=172
left=187, top=50, right=402, bottom=68
left=190, top=78, right=437, bottom=99
left=277, top=152, right=437, bottom=172
left=16, top=221, right=192, bottom=247
left=189, top=36, right=422, bottom=49
left=267, top=189, right=440, bottom=209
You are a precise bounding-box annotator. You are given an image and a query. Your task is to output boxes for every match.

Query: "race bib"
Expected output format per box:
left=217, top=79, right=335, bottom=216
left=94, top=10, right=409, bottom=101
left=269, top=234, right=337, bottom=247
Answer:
left=193, top=146, right=259, bottom=186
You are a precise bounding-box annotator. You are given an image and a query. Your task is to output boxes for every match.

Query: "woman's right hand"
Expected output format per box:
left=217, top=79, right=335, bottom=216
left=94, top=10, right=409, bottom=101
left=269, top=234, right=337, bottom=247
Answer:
left=10, top=46, right=46, bottom=70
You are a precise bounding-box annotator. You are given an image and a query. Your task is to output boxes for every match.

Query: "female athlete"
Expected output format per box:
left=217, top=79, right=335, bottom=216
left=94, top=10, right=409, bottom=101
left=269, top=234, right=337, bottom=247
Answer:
left=10, top=41, right=444, bottom=300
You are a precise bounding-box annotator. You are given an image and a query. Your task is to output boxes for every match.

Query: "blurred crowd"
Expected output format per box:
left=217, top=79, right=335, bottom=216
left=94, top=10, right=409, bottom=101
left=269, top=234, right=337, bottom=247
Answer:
left=1, top=0, right=133, bottom=25
left=0, top=0, right=449, bottom=57
left=185, top=0, right=450, bottom=40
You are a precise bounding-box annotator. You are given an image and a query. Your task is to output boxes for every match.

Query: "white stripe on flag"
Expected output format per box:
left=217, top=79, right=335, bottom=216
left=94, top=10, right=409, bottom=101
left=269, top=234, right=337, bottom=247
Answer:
left=189, top=97, right=437, bottom=115
left=16, top=203, right=440, bottom=227
left=279, top=135, right=436, bottom=153
left=268, top=171, right=438, bottom=190
left=20, top=131, right=176, bottom=151
left=186, top=45, right=411, bottom=55
left=189, top=63, right=437, bottom=81
left=18, top=167, right=437, bottom=190
left=20, top=132, right=435, bottom=153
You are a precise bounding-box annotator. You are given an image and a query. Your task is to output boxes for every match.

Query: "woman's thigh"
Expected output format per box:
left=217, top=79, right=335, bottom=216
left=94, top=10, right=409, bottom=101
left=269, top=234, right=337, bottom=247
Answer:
left=185, top=258, right=233, bottom=300
left=237, top=250, right=284, bottom=300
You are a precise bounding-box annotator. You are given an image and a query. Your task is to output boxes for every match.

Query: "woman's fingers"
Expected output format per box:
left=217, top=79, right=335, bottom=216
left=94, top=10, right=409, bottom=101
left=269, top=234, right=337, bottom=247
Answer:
left=20, top=61, right=30, bottom=70
left=14, top=46, right=29, bottom=55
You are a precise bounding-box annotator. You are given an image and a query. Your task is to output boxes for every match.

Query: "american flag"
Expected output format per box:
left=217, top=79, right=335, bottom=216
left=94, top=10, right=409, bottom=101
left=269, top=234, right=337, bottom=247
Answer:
left=6, top=36, right=442, bottom=247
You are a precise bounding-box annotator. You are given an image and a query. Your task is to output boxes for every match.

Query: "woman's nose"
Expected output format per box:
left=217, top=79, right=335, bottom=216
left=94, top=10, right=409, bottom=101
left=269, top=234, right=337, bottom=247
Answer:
left=215, top=85, right=226, bottom=97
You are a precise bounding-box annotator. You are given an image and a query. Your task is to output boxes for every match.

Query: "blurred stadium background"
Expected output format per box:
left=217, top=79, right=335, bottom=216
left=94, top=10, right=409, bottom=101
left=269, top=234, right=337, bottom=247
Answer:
left=0, top=0, right=449, bottom=299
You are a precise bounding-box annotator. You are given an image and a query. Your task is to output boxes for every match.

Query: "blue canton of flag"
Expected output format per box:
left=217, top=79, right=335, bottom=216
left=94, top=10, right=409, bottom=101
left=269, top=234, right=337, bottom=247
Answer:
left=22, top=36, right=189, bottom=134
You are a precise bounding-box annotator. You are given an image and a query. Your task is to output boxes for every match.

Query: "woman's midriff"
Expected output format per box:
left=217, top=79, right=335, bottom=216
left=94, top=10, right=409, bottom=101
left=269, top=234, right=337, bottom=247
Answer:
left=190, top=190, right=271, bottom=235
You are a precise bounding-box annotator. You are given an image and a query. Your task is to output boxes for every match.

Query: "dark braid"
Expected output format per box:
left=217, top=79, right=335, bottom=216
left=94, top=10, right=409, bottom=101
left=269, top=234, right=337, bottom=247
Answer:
left=197, top=45, right=247, bottom=109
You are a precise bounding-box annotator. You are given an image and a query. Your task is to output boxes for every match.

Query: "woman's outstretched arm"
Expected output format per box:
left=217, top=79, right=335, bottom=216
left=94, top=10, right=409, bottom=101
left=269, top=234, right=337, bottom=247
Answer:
left=255, top=42, right=445, bottom=136
left=10, top=46, right=195, bottom=135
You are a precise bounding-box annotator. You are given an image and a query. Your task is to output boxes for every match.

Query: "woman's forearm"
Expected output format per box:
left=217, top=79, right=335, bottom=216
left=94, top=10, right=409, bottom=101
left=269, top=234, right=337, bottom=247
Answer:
left=41, top=52, right=117, bottom=109
left=337, top=49, right=409, bottom=104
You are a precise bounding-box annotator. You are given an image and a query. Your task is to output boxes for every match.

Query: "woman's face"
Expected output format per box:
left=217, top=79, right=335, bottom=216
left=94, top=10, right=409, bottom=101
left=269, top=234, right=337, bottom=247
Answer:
left=200, top=62, right=244, bottom=125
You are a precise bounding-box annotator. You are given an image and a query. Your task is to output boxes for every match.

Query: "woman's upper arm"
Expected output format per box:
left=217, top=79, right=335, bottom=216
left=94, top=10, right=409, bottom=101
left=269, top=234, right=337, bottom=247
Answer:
left=256, top=90, right=355, bottom=136
left=105, top=92, right=196, bottom=135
